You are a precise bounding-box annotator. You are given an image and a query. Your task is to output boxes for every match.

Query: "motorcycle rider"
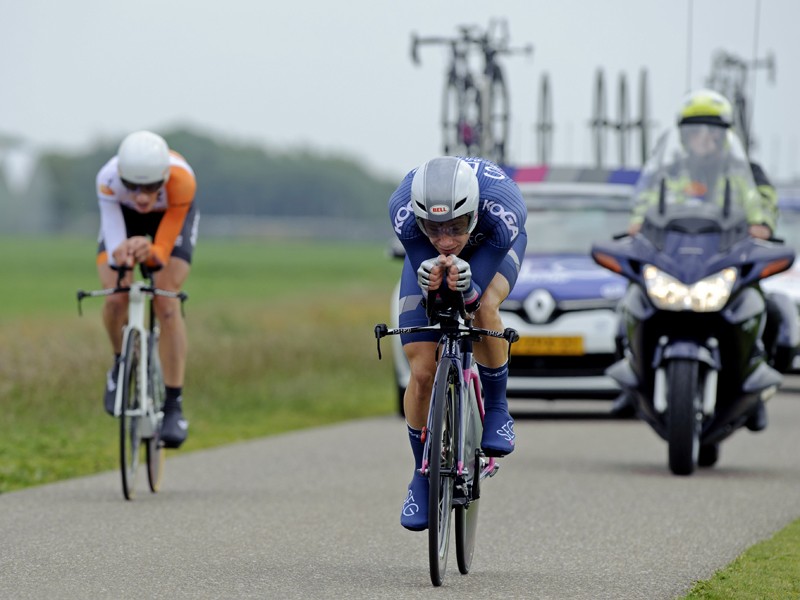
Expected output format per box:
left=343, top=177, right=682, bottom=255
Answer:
left=615, top=89, right=795, bottom=430
left=628, top=89, right=776, bottom=239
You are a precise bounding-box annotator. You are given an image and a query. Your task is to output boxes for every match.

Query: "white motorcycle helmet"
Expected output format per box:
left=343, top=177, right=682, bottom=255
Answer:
left=117, top=131, right=171, bottom=184
left=411, top=157, right=480, bottom=236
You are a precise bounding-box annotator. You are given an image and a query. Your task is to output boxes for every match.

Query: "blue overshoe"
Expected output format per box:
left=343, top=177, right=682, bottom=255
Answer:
left=400, top=472, right=429, bottom=531
left=482, top=409, right=515, bottom=457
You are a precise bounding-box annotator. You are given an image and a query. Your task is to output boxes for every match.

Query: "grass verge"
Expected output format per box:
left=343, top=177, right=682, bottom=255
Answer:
left=0, top=236, right=401, bottom=491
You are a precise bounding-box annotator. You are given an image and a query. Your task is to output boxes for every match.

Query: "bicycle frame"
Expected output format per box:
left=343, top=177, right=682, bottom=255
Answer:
left=114, top=279, right=157, bottom=436
left=375, top=311, right=516, bottom=485
left=419, top=331, right=496, bottom=494
left=77, top=266, right=186, bottom=434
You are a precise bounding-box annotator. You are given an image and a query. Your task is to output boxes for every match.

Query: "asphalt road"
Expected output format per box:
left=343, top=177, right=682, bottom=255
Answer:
left=3, top=380, right=800, bottom=600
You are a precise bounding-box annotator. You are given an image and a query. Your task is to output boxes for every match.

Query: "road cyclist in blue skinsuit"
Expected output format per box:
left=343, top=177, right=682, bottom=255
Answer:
left=388, top=156, right=528, bottom=531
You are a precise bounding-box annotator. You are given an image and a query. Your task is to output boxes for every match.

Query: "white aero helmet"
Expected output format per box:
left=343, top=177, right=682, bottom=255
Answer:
left=411, top=157, right=480, bottom=236
left=117, top=131, right=171, bottom=184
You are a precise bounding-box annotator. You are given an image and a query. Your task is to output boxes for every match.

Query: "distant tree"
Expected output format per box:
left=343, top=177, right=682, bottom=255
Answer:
left=37, top=128, right=396, bottom=231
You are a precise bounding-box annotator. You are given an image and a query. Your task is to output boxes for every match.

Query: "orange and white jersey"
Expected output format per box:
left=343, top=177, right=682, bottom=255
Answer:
left=96, top=151, right=197, bottom=266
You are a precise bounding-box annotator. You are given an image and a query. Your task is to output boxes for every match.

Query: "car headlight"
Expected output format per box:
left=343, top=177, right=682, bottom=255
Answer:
left=643, top=265, right=737, bottom=312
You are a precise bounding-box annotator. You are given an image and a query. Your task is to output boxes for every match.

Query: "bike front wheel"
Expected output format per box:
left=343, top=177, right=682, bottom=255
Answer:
left=120, top=329, right=142, bottom=500
left=428, top=358, right=458, bottom=586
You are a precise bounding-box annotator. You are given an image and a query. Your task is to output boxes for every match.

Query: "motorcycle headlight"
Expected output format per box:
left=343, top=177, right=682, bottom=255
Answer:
left=643, top=265, right=737, bottom=312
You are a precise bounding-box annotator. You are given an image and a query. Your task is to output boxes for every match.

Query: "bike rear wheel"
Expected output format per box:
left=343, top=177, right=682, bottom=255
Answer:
left=456, top=379, right=483, bottom=574
left=146, top=333, right=165, bottom=493
left=442, top=76, right=481, bottom=157
left=120, top=330, right=142, bottom=500
left=428, top=358, right=458, bottom=587
left=486, top=67, right=509, bottom=164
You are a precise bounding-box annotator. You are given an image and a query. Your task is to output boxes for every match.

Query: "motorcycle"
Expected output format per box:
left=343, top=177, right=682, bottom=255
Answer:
left=592, top=124, right=795, bottom=475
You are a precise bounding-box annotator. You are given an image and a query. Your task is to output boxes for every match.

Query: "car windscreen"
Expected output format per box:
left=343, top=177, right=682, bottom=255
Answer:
left=526, top=196, right=632, bottom=253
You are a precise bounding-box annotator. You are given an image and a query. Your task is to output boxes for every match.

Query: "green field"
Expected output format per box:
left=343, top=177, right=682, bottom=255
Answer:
left=0, top=236, right=401, bottom=491
left=1, top=235, right=798, bottom=596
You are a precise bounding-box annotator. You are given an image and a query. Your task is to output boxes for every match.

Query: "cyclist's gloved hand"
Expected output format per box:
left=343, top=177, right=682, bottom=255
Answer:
left=447, top=256, right=472, bottom=292
left=417, top=257, right=441, bottom=292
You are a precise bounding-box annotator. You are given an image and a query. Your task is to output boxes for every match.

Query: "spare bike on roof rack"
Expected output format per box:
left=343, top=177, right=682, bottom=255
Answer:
left=411, top=19, right=532, bottom=166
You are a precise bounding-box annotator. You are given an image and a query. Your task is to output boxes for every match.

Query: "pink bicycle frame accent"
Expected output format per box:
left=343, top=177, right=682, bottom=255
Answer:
left=460, top=367, right=497, bottom=476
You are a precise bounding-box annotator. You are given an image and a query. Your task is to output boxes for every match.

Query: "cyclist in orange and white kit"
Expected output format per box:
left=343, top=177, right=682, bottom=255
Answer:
left=96, top=130, right=199, bottom=448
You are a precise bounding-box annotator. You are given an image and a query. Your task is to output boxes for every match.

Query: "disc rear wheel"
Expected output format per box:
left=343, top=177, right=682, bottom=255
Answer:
left=146, top=338, right=165, bottom=493
left=456, top=381, right=483, bottom=574
left=455, top=458, right=481, bottom=574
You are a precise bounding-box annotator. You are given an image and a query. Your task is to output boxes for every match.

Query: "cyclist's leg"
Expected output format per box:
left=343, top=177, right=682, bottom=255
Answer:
left=97, top=248, right=133, bottom=354
left=153, top=257, right=191, bottom=447
left=152, top=206, right=198, bottom=448
left=472, top=233, right=526, bottom=456
left=153, top=257, right=190, bottom=388
left=398, top=259, right=439, bottom=530
left=473, top=273, right=515, bottom=455
left=97, top=246, right=132, bottom=415
left=153, top=204, right=198, bottom=389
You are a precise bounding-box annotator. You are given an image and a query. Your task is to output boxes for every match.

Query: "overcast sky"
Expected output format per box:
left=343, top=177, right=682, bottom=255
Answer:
left=2, top=0, right=798, bottom=181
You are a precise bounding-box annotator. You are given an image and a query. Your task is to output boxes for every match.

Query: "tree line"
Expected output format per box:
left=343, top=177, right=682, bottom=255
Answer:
left=38, top=128, right=399, bottom=234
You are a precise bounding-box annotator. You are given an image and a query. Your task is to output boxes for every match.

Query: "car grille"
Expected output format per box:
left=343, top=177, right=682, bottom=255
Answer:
left=508, top=353, right=617, bottom=377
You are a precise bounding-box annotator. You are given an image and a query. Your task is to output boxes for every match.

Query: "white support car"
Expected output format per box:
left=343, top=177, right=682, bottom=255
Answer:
left=389, top=166, right=640, bottom=414
left=758, top=186, right=800, bottom=371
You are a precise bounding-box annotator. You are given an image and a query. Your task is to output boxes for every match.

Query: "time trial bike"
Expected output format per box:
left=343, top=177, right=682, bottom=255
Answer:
left=375, top=288, right=518, bottom=586
left=77, top=264, right=187, bottom=500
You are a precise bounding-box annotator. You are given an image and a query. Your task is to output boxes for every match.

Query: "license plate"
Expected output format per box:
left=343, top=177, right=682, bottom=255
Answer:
left=511, top=336, right=585, bottom=356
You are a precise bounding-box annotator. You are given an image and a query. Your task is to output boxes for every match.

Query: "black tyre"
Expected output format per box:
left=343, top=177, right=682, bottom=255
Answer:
left=638, top=68, right=651, bottom=166
left=486, top=67, right=510, bottom=164
left=617, top=72, right=630, bottom=167
left=592, top=69, right=608, bottom=168
left=536, top=72, right=553, bottom=164
left=456, top=378, right=482, bottom=574
left=461, top=81, right=483, bottom=157
left=428, top=358, right=457, bottom=587
left=146, top=337, right=165, bottom=493
left=120, top=330, right=142, bottom=500
left=666, top=359, right=702, bottom=476
left=441, top=77, right=481, bottom=157
left=442, top=76, right=461, bottom=155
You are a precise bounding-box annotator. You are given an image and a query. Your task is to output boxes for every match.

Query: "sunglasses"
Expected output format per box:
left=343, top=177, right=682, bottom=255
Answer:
left=685, top=125, right=726, bottom=144
left=121, top=178, right=164, bottom=193
left=421, top=215, right=471, bottom=238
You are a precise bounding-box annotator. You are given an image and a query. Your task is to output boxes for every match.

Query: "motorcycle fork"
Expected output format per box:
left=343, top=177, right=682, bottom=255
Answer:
left=652, top=336, right=720, bottom=417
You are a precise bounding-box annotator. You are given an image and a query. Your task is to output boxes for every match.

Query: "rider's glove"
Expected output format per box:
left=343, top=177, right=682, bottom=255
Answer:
left=450, top=256, right=472, bottom=292
left=417, top=257, right=439, bottom=292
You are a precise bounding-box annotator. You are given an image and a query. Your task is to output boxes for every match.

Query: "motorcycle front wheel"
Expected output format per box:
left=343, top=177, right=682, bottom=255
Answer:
left=666, top=359, right=702, bottom=476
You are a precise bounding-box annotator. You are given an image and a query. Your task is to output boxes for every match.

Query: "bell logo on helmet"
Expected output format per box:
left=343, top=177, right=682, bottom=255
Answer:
left=431, top=205, right=450, bottom=215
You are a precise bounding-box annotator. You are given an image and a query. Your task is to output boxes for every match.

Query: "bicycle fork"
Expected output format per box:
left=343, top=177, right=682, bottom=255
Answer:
left=116, top=283, right=157, bottom=438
